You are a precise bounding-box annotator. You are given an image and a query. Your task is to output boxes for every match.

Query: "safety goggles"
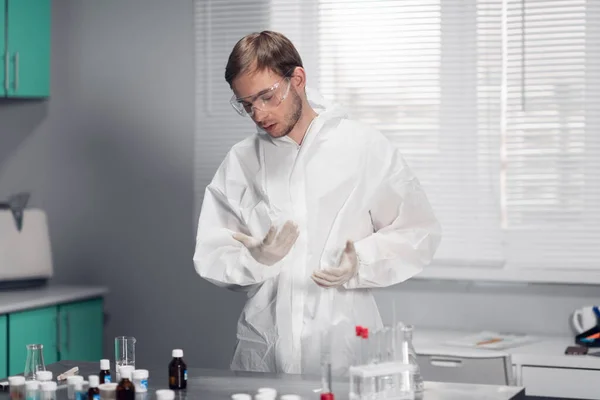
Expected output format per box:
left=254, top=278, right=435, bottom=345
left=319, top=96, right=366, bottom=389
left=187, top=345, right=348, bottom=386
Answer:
left=230, top=76, right=292, bottom=118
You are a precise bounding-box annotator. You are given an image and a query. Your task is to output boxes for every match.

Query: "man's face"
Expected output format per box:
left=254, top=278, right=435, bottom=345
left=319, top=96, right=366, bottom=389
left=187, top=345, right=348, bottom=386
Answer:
left=232, top=68, right=302, bottom=139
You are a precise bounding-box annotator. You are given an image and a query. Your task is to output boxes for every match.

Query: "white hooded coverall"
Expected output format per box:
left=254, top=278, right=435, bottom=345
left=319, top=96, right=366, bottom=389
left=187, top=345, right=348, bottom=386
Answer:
left=193, top=88, right=441, bottom=376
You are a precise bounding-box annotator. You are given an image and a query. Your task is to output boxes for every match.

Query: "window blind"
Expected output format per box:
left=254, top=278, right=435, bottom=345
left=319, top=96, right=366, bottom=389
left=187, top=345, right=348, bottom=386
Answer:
left=194, top=0, right=600, bottom=277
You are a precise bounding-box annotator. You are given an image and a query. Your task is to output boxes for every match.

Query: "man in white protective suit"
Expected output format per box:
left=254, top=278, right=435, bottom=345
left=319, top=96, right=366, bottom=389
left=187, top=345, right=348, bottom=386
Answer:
left=193, top=31, right=441, bottom=376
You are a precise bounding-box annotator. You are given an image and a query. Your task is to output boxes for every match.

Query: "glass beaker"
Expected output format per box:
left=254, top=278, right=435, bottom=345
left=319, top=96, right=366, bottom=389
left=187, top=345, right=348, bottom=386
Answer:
left=396, top=324, right=424, bottom=397
left=114, top=336, right=136, bottom=380
left=24, top=344, right=46, bottom=381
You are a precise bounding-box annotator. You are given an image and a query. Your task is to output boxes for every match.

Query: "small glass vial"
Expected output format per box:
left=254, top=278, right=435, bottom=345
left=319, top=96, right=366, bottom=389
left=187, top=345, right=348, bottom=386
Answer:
left=155, top=390, right=175, bottom=400
left=75, top=380, right=88, bottom=400
left=67, top=375, right=84, bottom=400
left=116, top=367, right=135, bottom=400
left=35, top=371, right=52, bottom=383
left=9, top=376, right=26, bottom=400
left=132, top=370, right=148, bottom=393
left=25, top=380, right=39, bottom=400
left=100, top=359, right=112, bottom=384
left=88, top=375, right=101, bottom=400
left=39, top=382, right=57, bottom=400
left=168, top=349, right=187, bottom=390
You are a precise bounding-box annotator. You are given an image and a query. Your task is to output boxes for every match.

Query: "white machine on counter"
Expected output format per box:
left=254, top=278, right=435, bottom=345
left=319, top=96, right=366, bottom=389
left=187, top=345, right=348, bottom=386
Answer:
left=0, top=208, right=53, bottom=284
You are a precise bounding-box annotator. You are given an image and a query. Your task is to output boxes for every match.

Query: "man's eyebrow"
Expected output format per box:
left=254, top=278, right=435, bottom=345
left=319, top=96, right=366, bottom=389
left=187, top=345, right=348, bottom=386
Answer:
left=238, top=85, right=275, bottom=103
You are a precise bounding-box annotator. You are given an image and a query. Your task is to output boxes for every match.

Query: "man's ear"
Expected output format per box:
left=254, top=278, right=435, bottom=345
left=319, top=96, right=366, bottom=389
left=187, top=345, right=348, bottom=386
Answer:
left=290, top=66, right=307, bottom=90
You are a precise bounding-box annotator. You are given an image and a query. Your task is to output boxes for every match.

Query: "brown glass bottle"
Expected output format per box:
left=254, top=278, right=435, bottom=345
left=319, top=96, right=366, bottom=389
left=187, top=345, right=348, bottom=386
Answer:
left=88, top=375, right=101, bottom=400
left=99, top=359, right=112, bottom=383
left=168, top=349, right=187, bottom=390
left=116, top=367, right=135, bottom=400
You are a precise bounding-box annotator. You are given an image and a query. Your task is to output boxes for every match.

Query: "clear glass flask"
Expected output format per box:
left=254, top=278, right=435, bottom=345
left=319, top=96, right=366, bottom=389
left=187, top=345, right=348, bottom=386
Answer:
left=396, top=324, right=424, bottom=397
left=24, top=344, right=46, bottom=381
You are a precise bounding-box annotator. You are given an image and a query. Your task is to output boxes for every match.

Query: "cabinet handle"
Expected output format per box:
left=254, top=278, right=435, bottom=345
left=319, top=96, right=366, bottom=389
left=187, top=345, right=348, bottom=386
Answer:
left=14, top=52, right=19, bottom=92
left=3, top=52, right=8, bottom=92
left=56, top=310, right=62, bottom=355
left=66, top=312, right=71, bottom=352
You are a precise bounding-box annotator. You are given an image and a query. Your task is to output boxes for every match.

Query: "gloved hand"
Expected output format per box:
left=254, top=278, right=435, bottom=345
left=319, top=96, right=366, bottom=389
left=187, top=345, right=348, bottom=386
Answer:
left=311, top=240, right=358, bottom=288
left=233, top=220, right=300, bottom=266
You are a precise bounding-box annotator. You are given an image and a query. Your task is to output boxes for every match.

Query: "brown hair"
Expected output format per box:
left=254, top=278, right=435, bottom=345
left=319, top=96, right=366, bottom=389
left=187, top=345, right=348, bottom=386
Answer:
left=225, top=31, right=303, bottom=87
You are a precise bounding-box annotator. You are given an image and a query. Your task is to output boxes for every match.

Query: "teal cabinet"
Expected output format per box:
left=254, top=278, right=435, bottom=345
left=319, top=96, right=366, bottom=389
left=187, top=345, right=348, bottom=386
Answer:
left=0, top=0, right=5, bottom=95
left=2, top=0, right=51, bottom=97
left=58, top=299, right=104, bottom=362
left=8, top=306, right=58, bottom=376
left=2, top=297, right=104, bottom=377
left=0, top=316, right=6, bottom=379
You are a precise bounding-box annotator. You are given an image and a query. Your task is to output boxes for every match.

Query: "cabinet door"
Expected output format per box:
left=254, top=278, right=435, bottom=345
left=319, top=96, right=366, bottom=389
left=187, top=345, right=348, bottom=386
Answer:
left=0, top=0, right=6, bottom=96
left=6, top=0, right=51, bottom=97
left=8, top=306, right=58, bottom=376
left=0, top=315, right=7, bottom=379
left=58, top=298, right=104, bottom=362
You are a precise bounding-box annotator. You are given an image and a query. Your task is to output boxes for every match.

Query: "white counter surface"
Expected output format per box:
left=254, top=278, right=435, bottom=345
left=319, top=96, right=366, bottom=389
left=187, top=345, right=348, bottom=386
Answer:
left=0, top=284, right=108, bottom=314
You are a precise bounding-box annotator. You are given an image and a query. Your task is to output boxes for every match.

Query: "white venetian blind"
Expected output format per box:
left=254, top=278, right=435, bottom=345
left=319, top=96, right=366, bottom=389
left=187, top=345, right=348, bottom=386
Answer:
left=194, top=0, right=600, bottom=277
left=503, top=0, right=600, bottom=269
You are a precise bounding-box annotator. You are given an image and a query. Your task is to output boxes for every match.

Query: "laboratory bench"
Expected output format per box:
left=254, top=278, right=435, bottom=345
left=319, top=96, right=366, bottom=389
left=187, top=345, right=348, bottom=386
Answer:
left=414, top=328, right=600, bottom=399
left=0, top=284, right=108, bottom=378
left=0, top=360, right=527, bottom=400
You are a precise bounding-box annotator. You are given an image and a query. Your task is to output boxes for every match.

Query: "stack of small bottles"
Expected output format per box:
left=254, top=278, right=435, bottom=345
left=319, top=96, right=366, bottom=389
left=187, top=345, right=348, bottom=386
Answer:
left=349, top=323, right=424, bottom=400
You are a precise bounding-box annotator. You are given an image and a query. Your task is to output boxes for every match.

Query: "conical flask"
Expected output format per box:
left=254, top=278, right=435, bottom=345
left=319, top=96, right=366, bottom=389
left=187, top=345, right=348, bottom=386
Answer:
left=24, top=344, right=46, bottom=380
left=396, top=324, right=424, bottom=397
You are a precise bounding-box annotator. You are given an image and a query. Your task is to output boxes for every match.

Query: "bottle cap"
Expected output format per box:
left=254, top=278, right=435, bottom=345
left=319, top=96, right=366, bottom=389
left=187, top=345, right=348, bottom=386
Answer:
left=100, top=359, right=110, bottom=370
left=320, top=393, right=335, bottom=400
left=8, top=376, right=25, bottom=385
left=35, top=371, right=53, bottom=381
left=172, top=349, right=184, bottom=358
left=133, top=369, right=149, bottom=379
left=257, top=388, right=277, bottom=397
left=25, top=380, right=39, bottom=390
left=99, top=383, right=117, bottom=391
left=255, top=394, right=274, bottom=400
left=155, top=389, right=176, bottom=400
left=88, top=375, right=99, bottom=387
left=231, top=394, right=252, bottom=400
left=67, top=375, right=84, bottom=383
left=280, top=396, right=302, bottom=400
left=74, top=380, right=85, bottom=391
left=119, top=366, right=134, bottom=380
left=41, top=382, right=57, bottom=391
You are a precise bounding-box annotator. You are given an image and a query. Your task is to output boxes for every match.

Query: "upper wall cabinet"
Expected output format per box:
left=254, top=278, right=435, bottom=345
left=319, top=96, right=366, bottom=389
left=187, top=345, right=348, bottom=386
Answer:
left=1, top=0, right=51, bottom=98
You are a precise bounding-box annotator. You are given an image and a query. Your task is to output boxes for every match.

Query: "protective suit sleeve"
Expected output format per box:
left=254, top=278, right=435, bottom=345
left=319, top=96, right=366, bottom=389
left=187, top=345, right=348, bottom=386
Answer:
left=193, top=154, right=283, bottom=291
left=343, top=135, right=442, bottom=289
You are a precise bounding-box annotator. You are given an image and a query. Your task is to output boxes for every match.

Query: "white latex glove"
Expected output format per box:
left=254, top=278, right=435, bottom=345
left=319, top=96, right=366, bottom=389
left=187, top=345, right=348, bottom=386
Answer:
left=311, top=240, right=359, bottom=288
left=233, top=221, right=300, bottom=266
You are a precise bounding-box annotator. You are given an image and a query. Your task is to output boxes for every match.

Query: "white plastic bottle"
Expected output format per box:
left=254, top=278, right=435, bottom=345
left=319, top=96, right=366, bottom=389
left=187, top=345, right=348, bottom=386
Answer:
left=155, top=389, right=175, bottom=400
left=25, top=380, right=39, bottom=400
left=40, top=381, right=57, bottom=400
left=35, top=371, right=53, bottom=383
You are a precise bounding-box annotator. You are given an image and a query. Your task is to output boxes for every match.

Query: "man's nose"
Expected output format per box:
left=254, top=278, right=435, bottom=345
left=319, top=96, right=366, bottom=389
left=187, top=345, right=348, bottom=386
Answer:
left=252, top=108, right=268, bottom=123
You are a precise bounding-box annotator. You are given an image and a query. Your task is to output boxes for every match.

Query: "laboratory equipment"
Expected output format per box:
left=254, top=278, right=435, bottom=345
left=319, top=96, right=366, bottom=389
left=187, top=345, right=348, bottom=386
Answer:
left=155, top=390, right=175, bottom=400
left=25, top=380, right=39, bottom=400
left=35, top=371, right=52, bottom=383
left=349, top=362, right=416, bottom=400
left=231, top=394, right=252, bottom=400
left=57, top=367, right=79, bottom=381
left=100, top=359, right=112, bottom=383
left=396, top=324, right=423, bottom=396
left=132, top=370, right=149, bottom=392
left=168, top=349, right=187, bottom=390
left=116, top=366, right=135, bottom=400
left=115, top=337, right=136, bottom=380
left=24, top=344, right=46, bottom=381
left=88, top=375, right=100, bottom=400
left=99, top=383, right=118, bottom=400
left=39, top=382, right=57, bottom=400
left=67, top=375, right=84, bottom=399
left=9, top=376, right=26, bottom=399
left=256, top=388, right=277, bottom=398
left=74, top=380, right=88, bottom=400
